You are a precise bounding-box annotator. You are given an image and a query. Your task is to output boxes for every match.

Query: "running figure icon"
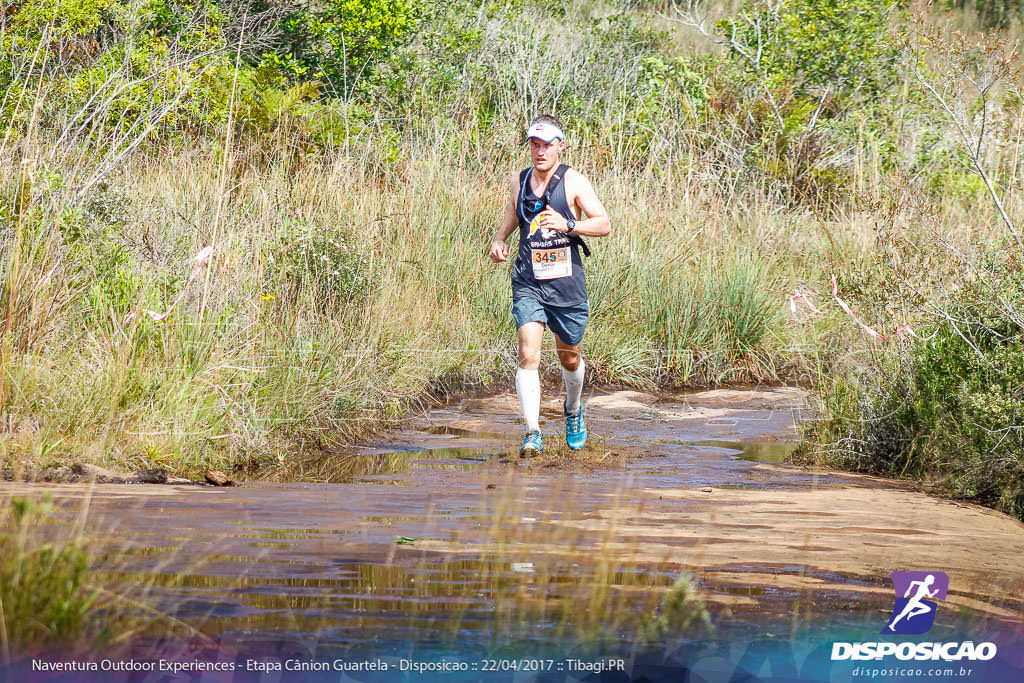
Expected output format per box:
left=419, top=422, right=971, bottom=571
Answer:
left=886, top=574, right=939, bottom=632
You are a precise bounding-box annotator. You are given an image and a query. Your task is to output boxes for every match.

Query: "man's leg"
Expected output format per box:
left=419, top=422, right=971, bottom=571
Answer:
left=516, top=321, right=545, bottom=436
left=555, top=336, right=584, bottom=416
left=550, top=302, right=589, bottom=450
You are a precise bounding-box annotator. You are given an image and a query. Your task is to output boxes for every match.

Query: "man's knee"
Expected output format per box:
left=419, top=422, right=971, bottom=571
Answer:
left=518, top=347, right=542, bottom=370
left=557, top=346, right=581, bottom=370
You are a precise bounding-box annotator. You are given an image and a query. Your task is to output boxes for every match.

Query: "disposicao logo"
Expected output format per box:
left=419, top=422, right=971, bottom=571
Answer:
left=831, top=571, right=997, bottom=663
left=884, top=570, right=948, bottom=634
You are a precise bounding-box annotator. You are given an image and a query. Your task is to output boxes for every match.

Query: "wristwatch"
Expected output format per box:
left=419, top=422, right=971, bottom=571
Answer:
left=566, top=218, right=576, bottom=234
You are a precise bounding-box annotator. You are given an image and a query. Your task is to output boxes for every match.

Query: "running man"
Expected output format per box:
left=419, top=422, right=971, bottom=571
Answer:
left=488, top=114, right=611, bottom=455
left=886, top=574, right=939, bottom=632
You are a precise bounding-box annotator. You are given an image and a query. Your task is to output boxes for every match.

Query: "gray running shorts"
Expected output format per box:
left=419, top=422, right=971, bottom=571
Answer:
left=511, top=298, right=589, bottom=346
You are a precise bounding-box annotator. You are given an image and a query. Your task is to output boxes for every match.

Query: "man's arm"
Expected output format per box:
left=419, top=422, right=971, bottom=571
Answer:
left=490, top=171, right=520, bottom=263
left=537, top=168, right=610, bottom=237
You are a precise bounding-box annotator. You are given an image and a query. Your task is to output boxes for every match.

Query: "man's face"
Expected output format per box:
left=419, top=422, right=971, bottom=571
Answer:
left=529, top=137, right=563, bottom=171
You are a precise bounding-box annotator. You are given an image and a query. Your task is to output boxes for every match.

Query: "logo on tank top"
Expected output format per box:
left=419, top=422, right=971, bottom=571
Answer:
left=528, top=215, right=558, bottom=239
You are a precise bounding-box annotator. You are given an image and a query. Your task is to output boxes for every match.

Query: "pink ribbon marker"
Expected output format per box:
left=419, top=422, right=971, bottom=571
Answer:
left=789, top=274, right=936, bottom=342
left=124, top=246, right=213, bottom=324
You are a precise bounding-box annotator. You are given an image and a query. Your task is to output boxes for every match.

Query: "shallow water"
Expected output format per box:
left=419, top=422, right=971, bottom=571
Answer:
left=5, top=388, right=1024, bottom=681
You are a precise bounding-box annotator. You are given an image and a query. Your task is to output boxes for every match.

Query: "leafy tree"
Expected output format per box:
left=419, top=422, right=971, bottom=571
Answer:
left=715, top=0, right=897, bottom=102
left=265, top=0, right=423, bottom=93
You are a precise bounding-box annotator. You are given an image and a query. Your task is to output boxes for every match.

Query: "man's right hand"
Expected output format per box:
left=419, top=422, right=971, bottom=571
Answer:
left=489, top=238, right=510, bottom=263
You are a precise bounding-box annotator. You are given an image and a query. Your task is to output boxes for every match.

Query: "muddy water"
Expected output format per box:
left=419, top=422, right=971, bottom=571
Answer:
left=7, top=388, right=1024, bottom=677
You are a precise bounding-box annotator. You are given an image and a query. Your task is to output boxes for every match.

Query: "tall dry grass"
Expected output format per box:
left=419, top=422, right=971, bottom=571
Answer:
left=2, top=0, right=1023, bottom=479
left=2, top=139, right=833, bottom=476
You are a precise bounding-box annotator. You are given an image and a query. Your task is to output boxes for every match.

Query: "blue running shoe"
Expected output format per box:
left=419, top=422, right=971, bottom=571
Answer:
left=520, top=431, right=543, bottom=456
left=564, top=401, right=587, bottom=450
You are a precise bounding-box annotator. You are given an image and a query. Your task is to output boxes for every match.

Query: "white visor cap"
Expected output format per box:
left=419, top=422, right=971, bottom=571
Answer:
left=526, top=122, right=564, bottom=143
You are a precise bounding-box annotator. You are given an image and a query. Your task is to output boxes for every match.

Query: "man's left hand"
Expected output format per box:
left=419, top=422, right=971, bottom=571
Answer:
left=538, top=208, right=569, bottom=233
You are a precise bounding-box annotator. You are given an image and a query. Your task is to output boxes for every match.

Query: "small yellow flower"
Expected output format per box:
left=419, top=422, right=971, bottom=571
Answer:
left=261, top=295, right=276, bottom=301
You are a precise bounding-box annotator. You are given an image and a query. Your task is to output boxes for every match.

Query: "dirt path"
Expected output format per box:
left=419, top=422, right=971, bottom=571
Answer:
left=4, top=386, right=1023, bottom=661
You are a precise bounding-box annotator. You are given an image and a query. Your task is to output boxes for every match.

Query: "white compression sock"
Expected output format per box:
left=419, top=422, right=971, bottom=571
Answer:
left=562, top=360, right=584, bottom=415
left=515, top=368, right=541, bottom=434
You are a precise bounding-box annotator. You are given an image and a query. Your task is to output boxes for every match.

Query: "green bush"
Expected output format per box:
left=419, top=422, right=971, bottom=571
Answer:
left=636, top=574, right=712, bottom=648
left=267, top=0, right=423, bottom=92
left=802, top=252, right=1024, bottom=520
left=2, top=0, right=233, bottom=140
left=634, top=251, right=779, bottom=382
left=718, top=0, right=897, bottom=102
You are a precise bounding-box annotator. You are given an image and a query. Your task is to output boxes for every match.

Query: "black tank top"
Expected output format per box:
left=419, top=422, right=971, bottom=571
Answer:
left=510, top=164, right=588, bottom=307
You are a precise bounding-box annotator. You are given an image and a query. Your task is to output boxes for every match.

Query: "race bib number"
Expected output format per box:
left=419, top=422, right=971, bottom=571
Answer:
left=532, top=248, right=572, bottom=280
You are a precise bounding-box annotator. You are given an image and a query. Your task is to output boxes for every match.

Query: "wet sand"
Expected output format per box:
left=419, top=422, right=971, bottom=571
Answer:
left=405, top=388, right=1024, bottom=618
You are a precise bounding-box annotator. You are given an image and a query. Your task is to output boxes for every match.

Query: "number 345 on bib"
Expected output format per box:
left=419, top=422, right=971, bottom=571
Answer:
left=532, top=248, right=572, bottom=280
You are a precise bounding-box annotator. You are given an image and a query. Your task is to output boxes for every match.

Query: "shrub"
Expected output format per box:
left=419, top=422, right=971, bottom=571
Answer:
left=3, top=0, right=232, bottom=138
left=268, top=0, right=423, bottom=93
left=636, top=574, right=712, bottom=649
left=717, top=0, right=897, bottom=103
left=801, top=250, right=1024, bottom=520
left=634, top=251, right=779, bottom=383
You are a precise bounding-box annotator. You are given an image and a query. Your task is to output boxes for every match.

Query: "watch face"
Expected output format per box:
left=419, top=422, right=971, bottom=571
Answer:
left=567, top=219, right=575, bottom=229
